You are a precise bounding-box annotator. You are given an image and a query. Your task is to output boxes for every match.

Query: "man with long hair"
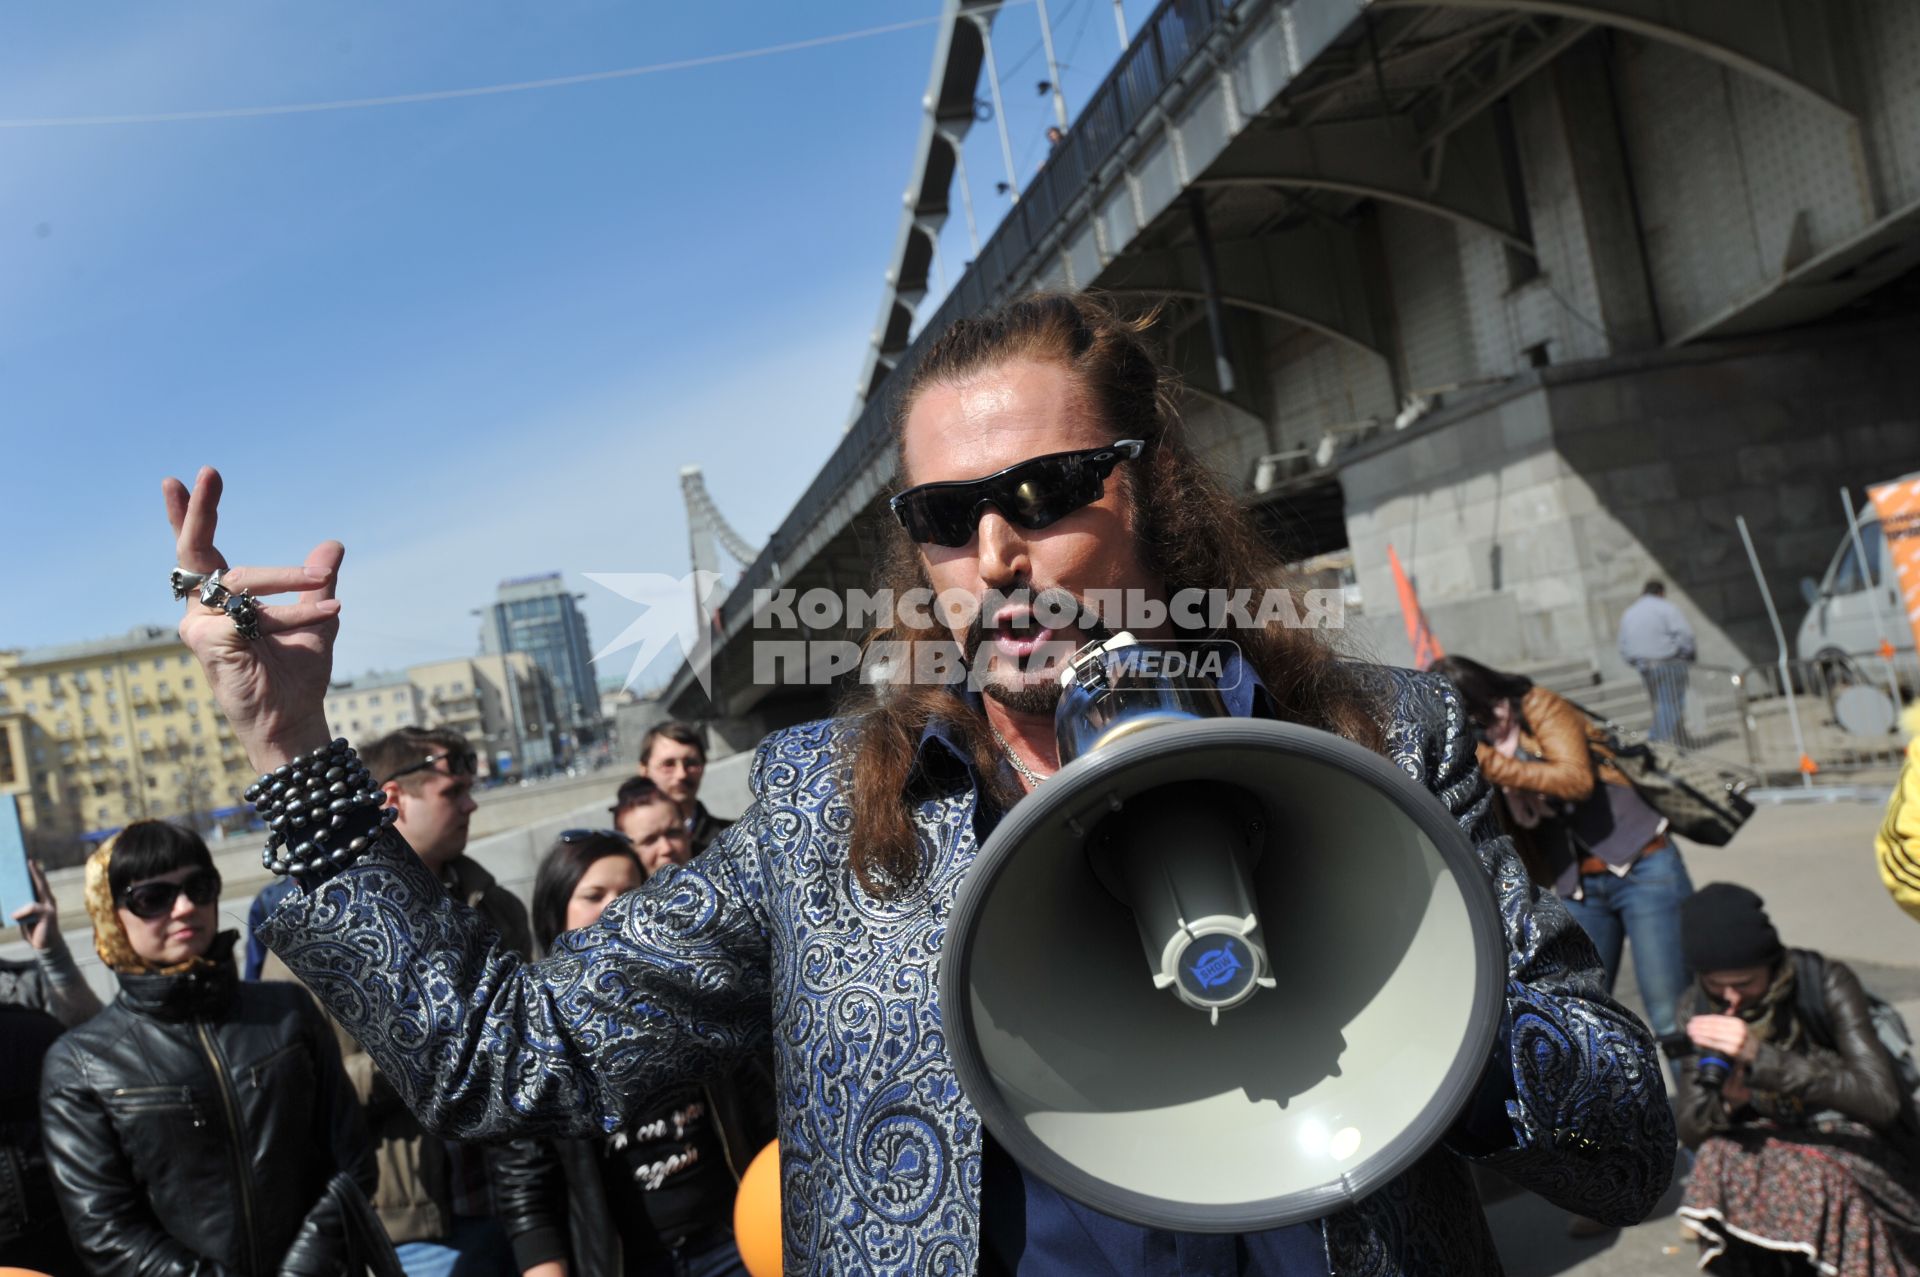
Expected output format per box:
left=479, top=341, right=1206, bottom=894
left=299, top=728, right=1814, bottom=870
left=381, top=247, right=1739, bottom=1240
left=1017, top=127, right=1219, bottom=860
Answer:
left=165, top=293, right=1673, bottom=1274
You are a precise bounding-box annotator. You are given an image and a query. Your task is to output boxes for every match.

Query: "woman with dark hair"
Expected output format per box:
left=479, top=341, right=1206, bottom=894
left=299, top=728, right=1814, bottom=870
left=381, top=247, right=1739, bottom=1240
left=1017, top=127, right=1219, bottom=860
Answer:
left=1675, top=883, right=1920, bottom=1275
left=1431, top=654, right=1695, bottom=1053
left=38, top=820, right=377, bottom=1274
left=499, top=830, right=775, bottom=1277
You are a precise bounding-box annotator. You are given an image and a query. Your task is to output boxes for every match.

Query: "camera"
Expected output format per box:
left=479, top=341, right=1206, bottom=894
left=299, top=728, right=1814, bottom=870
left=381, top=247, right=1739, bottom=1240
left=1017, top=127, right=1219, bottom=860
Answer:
left=1657, top=1033, right=1732, bottom=1089
left=1694, top=1051, right=1733, bottom=1090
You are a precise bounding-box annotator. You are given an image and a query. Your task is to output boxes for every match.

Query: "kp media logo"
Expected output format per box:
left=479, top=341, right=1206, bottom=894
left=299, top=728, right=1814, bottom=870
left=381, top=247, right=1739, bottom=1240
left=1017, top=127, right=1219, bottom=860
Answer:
left=585, top=571, right=727, bottom=698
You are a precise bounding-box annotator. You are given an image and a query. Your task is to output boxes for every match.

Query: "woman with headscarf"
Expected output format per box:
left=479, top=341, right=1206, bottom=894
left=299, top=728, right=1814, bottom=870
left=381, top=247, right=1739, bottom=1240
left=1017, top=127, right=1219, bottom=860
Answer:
left=1676, top=883, right=1920, bottom=1276
left=38, top=820, right=378, bottom=1274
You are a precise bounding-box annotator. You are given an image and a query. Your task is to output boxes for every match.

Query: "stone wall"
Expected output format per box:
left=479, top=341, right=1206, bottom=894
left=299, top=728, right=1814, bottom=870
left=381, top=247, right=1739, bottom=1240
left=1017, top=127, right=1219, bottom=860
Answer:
left=1343, top=320, right=1920, bottom=678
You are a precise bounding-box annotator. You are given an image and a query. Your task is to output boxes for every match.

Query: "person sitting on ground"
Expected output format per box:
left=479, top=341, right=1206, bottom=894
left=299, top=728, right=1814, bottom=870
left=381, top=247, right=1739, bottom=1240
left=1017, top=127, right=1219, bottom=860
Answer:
left=38, top=820, right=376, bottom=1274
left=496, top=830, right=776, bottom=1277
left=1675, top=882, right=1920, bottom=1277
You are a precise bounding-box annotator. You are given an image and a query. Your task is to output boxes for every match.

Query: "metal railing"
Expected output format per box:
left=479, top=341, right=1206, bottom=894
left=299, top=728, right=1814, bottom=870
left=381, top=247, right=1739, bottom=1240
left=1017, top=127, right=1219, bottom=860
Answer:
left=1731, top=654, right=1919, bottom=778
left=708, top=0, right=1239, bottom=646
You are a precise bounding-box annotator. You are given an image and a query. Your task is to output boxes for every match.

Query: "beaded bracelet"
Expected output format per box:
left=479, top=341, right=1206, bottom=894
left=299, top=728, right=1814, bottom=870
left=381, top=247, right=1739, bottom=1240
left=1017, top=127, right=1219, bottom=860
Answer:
left=248, top=737, right=398, bottom=878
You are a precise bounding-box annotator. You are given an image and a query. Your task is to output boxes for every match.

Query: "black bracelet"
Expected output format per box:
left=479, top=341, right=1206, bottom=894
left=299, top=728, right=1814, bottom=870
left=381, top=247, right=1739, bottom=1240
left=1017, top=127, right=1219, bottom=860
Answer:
left=249, top=738, right=397, bottom=878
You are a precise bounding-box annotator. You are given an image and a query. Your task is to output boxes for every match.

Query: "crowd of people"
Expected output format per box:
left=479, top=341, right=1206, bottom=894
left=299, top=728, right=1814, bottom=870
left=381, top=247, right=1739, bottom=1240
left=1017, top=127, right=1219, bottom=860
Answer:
left=2, top=292, right=1917, bottom=1276
left=0, top=718, right=770, bottom=1276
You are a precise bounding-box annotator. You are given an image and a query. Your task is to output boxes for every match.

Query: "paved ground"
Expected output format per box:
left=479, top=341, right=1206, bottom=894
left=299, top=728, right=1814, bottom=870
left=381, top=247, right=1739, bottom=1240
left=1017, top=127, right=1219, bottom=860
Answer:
left=9, top=760, right=1902, bottom=1272
left=1482, top=790, right=1915, bottom=1276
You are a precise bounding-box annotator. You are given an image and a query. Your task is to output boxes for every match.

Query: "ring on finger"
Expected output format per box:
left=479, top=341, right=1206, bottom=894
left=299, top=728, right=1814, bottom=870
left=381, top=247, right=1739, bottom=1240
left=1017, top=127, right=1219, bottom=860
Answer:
left=225, top=593, right=262, bottom=641
left=197, top=568, right=233, bottom=611
left=196, top=569, right=261, bottom=640
left=170, top=567, right=210, bottom=600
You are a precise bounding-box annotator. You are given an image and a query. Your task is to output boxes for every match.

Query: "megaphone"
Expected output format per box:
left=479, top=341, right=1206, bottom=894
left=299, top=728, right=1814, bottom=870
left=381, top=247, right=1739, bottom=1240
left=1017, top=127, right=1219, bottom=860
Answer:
left=942, top=635, right=1507, bottom=1232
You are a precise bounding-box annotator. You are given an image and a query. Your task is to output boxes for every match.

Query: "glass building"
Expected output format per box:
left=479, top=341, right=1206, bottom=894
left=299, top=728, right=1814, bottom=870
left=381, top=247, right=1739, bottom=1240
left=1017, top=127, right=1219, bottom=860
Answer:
left=479, top=572, right=599, bottom=750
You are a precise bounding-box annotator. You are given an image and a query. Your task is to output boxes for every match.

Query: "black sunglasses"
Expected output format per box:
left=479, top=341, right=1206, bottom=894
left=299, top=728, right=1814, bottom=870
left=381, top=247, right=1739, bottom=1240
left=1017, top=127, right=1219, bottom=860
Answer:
left=119, top=868, right=222, bottom=921
left=889, top=439, right=1145, bottom=548
left=382, top=748, right=478, bottom=785
left=559, top=828, right=631, bottom=845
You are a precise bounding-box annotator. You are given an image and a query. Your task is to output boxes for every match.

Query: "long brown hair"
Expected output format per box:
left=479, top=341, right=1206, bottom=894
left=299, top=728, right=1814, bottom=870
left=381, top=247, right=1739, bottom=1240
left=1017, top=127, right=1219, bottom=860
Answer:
left=845, top=293, right=1384, bottom=896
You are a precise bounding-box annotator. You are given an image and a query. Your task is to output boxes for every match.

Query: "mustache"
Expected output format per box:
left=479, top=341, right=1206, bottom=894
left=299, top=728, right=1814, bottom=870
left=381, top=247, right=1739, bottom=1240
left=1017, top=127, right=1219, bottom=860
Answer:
left=960, top=586, right=1114, bottom=663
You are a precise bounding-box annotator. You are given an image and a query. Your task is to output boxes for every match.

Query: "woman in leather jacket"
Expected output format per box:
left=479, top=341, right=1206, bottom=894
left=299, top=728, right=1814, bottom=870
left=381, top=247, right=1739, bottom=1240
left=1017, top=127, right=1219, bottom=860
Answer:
left=38, top=820, right=377, bottom=1276
left=495, top=824, right=777, bottom=1277
left=1674, top=883, right=1920, bottom=1276
left=1432, top=656, right=1696, bottom=1053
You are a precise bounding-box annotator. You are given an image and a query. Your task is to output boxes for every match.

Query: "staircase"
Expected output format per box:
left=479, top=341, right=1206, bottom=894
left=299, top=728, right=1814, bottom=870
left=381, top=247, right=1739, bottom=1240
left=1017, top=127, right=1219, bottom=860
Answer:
left=1509, top=657, right=1655, bottom=736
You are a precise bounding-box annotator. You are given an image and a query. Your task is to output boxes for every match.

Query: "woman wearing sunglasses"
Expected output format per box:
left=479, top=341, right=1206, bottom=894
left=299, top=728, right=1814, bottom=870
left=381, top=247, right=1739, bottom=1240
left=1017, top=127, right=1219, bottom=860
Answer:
left=38, top=820, right=377, bottom=1275
left=496, top=830, right=777, bottom=1277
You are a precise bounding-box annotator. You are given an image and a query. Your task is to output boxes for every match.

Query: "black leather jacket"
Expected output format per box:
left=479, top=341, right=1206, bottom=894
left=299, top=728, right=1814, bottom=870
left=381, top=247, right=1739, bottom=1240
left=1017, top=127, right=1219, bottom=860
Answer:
left=1674, top=951, right=1906, bottom=1148
left=493, top=1057, right=777, bottom=1277
left=1, top=1005, right=74, bottom=1272
left=39, top=934, right=377, bottom=1276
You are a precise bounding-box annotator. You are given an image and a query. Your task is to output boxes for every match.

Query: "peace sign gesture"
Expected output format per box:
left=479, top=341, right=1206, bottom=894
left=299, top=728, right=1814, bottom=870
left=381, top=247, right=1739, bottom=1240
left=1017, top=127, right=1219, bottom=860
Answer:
left=163, top=466, right=344, bottom=772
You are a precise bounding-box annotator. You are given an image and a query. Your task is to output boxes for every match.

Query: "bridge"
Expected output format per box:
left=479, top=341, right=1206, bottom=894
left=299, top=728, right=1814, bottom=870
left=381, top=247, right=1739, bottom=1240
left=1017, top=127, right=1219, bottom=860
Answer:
left=669, top=0, right=1920, bottom=749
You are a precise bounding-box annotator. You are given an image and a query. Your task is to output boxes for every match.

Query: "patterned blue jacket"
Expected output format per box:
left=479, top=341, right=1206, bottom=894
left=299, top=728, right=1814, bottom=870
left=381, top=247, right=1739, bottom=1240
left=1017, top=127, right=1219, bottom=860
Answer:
left=259, top=668, right=1675, bottom=1274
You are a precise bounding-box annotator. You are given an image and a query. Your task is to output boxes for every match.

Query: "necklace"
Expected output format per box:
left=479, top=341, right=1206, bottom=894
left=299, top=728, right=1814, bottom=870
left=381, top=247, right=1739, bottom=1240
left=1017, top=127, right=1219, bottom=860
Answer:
left=988, top=721, right=1052, bottom=787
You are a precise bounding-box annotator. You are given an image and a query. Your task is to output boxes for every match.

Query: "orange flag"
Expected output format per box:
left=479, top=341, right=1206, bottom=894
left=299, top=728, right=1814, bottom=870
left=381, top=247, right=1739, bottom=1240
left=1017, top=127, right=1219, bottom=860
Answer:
left=1869, top=474, right=1920, bottom=658
left=1387, top=544, right=1445, bottom=670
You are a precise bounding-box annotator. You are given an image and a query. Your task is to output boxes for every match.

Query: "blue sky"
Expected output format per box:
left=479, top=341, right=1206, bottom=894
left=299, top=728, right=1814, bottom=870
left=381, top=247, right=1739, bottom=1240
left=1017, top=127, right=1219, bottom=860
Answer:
left=0, top=0, right=1149, bottom=690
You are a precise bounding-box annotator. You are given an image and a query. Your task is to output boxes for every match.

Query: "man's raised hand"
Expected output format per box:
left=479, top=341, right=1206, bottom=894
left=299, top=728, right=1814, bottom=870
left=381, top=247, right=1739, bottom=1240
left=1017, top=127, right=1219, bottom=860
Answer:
left=162, top=465, right=344, bottom=771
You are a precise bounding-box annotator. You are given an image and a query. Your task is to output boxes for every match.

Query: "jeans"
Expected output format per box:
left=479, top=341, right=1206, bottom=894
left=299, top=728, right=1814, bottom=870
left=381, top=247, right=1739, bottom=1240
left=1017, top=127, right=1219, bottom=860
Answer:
left=1640, top=660, right=1690, bottom=745
left=1560, top=840, right=1694, bottom=1045
left=672, top=1233, right=751, bottom=1277
left=395, top=1215, right=519, bottom=1277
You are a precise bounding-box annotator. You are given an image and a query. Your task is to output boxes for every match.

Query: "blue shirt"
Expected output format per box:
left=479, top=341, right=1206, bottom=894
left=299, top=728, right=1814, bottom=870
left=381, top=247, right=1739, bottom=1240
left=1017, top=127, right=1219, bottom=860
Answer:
left=980, top=1134, right=1330, bottom=1275
left=1617, top=594, right=1696, bottom=667
left=244, top=876, right=298, bottom=981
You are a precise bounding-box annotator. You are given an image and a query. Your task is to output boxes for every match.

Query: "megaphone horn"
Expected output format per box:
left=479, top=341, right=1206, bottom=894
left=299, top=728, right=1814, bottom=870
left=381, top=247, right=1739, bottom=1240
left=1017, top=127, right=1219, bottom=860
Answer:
left=942, top=635, right=1506, bottom=1233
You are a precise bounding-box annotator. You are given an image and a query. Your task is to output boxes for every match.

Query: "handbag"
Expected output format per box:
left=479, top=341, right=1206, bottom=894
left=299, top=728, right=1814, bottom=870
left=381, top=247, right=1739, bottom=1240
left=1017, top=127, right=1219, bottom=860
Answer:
left=335, top=1173, right=406, bottom=1277
left=1565, top=699, right=1755, bottom=846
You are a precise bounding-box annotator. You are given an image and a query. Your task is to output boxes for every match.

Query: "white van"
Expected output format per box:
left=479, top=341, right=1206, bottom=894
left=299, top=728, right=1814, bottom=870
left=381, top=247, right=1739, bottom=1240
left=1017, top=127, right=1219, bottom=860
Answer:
left=1796, top=508, right=1914, bottom=666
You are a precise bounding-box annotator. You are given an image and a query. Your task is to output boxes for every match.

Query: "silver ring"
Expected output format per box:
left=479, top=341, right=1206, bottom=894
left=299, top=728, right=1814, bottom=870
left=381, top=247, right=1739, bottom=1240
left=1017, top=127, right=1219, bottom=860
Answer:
left=197, top=568, right=233, bottom=611
left=170, top=567, right=209, bottom=601
left=225, top=593, right=262, bottom=641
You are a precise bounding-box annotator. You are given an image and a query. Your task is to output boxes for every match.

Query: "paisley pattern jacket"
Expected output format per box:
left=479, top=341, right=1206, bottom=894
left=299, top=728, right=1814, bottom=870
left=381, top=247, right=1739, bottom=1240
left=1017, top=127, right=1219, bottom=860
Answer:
left=260, top=667, right=1676, bottom=1275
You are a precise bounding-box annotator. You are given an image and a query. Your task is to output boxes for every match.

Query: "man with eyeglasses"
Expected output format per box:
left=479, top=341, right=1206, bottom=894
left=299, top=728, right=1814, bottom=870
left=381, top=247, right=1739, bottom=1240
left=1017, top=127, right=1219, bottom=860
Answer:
left=171, top=293, right=1673, bottom=1276
left=260, top=725, right=529, bottom=1277
left=635, top=721, right=733, bottom=854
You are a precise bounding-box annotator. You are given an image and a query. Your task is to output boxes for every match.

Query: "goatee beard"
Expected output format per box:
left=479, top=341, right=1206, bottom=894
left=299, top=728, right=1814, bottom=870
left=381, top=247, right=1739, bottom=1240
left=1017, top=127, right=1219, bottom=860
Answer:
left=982, top=677, right=1063, bottom=716
left=961, top=585, right=1112, bottom=717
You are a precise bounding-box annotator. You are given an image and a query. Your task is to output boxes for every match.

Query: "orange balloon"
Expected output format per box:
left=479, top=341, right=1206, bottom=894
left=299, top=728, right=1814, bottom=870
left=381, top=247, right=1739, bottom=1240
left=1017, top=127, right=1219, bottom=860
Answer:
left=733, top=1139, right=782, bottom=1277
left=0, top=1269, right=55, bottom=1276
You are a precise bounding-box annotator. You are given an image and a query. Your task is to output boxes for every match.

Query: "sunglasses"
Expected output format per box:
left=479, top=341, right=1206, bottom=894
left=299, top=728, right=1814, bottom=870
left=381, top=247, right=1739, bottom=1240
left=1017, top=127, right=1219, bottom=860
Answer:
left=889, top=439, right=1145, bottom=548
left=559, top=829, right=631, bottom=845
left=119, top=868, right=222, bottom=921
left=382, top=748, right=478, bottom=784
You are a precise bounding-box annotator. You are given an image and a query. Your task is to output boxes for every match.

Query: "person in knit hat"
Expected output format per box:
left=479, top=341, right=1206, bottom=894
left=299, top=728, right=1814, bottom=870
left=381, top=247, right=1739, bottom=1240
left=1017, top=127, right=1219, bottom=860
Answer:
left=1673, top=882, right=1920, bottom=1276
left=37, top=821, right=380, bottom=1274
